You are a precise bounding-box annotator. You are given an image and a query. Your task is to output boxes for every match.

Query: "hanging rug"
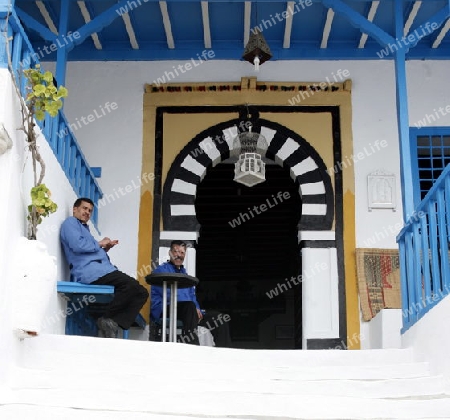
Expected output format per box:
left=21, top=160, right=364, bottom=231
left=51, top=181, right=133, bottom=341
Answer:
left=356, top=248, right=401, bottom=321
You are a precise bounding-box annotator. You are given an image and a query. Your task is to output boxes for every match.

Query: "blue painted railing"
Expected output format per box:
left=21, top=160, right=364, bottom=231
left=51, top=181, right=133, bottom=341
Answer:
left=2, top=10, right=102, bottom=227
left=397, top=164, right=450, bottom=332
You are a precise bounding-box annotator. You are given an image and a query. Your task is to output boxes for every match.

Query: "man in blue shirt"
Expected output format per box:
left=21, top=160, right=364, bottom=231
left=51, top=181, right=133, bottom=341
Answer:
left=151, top=240, right=231, bottom=347
left=60, top=197, right=148, bottom=338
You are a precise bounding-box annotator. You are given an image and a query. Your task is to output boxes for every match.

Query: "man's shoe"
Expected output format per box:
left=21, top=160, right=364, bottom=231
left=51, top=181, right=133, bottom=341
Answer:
left=97, top=317, right=119, bottom=338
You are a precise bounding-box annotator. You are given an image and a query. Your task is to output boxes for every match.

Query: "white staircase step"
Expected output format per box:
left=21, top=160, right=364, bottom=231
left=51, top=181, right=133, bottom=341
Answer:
left=18, top=336, right=423, bottom=382
left=17, top=353, right=432, bottom=380
left=19, top=334, right=416, bottom=367
left=9, top=366, right=447, bottom=398
left=2, top=387, right=450, bottom=419
left=2, top=334, right=450, bottom=419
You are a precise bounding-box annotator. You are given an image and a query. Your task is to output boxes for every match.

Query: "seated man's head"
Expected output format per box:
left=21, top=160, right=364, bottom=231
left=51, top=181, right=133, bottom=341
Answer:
left=73, top=197, right=94, bottom=224
left=169, top=240, right=187, bottom=267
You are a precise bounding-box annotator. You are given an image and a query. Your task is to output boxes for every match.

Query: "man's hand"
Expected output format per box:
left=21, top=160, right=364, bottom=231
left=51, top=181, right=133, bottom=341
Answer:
left=99, top=237, right=119, bottom=252
left=197, top=309, right=203, bottom=321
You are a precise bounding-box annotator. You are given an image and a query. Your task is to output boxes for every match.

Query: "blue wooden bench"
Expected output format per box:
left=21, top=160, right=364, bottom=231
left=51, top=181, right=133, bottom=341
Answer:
left=57, top=281, right=146, bottom=339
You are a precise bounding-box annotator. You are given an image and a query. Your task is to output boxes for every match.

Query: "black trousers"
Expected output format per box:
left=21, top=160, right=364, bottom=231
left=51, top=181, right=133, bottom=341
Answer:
left=199, top=310, right=231, bottom=347
left=175, top=303, right=231, bottom=347
left=92, top=270, right=149, bottom=330
left=175, top=301, right=200, bottom=345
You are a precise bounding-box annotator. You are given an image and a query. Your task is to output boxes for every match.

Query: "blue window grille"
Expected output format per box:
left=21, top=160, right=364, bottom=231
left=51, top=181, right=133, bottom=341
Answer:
left=410, top=127, right=450, bottom=207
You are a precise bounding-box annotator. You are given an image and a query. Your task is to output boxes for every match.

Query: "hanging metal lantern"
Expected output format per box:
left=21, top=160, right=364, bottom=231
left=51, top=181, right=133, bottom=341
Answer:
left=242, top=28, right=272, bottom=71
left=233, top=129, right=268, bottom=187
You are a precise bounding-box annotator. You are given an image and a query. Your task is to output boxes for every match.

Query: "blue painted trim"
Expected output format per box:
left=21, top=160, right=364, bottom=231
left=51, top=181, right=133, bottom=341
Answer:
left=11, top=29, right=23, bottom=77
left=57, top=280, right=114, bottom=295
left=84, top=0, right=105, bottom=46
left=446, top=176, right=450, bottom=244
left=0, top=0, right=12, bottom=16
left=407, top=7, right=450, bottom=50
left=398, top=166, right=450, bottom=236
left=0, top=19, right=11, bottom=68
left=420, top=214, right=432, bottom=301
left=409, top=126, right=450, bottom=207
left=15, top=7, right=56, bottom=42
left=428, top=200, right=441, bottom=292
left=55, top=0, right=69, bottom=87
left=322, top=0, right=395, bottom=48
left=398, top=240, right=408, bottom=324
left=29, top=45, right=450, bottom=62
left=403, top=232, right=415, bottom=327
left=437, top=188, right=450, bottom=288
left=408, top=128, right=421, bottom=208
left=5, top=10, right=103, bottom=230
left=401, top=296, right=448, bottom=334
left=57, top=281, right=146, bottom=339
left=66, top=0, right=133, bottom=52
left=12, top=0, right=439, bottom=3
left=394, top=0, right=414, bottom=221
left=91, top=167, right=102, bottom=178
left=134, top=314, right=147, bottom=329
left=410, top=126, right=450, bottom=136
left=412, top=223, right=422, bottom=315
left=397, top=164, right=450, bottom=331
left=9, top=10, right=36, bottom=62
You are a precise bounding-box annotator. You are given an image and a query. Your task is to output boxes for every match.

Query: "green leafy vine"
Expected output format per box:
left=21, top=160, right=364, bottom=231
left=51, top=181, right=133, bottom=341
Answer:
left=21, top=65, right=68, bottom=239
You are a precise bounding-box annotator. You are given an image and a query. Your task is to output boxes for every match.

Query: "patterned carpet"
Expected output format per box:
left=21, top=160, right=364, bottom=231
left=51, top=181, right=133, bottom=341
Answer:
left=356, top=248, right=401, bottom=321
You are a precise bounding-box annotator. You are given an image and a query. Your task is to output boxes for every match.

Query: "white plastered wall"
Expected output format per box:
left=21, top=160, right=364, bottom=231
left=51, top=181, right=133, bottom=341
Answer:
left=0, top=68, right=79, bottom=386
left=44, top=59, right=450, bottom=350
left=53, top=60, right=404, bottom=271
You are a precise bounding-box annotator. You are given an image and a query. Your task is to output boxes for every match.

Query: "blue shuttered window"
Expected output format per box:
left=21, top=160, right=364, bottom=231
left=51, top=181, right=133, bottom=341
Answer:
left=410, top=127, right=450, bottom=206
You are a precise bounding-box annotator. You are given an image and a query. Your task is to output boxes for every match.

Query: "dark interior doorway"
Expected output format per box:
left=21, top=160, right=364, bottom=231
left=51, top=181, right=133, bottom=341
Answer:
left=195, top=163, right=302, bottom=349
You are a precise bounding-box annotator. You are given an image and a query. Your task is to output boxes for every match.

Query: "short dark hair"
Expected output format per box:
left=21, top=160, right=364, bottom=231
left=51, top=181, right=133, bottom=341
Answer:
left=170, top=240, right=186, bottom=249
left=74, top=197, right=94, bottom=208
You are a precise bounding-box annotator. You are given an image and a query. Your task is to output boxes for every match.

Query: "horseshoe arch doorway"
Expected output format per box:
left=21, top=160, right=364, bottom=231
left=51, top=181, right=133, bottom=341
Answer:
left=161, top=112, right=340, bottom=349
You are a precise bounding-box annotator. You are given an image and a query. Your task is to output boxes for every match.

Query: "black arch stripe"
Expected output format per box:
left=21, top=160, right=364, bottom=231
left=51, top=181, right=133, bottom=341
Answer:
left=163, top=117, right=334, bottom=231
left=265, top=130, right=287, bottom=161
left=170, top=191, right=196, bottom=205
left=191, top=142, right=214, bottom=169
left=169, top=215, right=198, bottom=231
left=210, top=128, right=233, bottom=161
left=302, top=194, right=327, bottom=205
left=176, top=167, right=202, bottom=185
left=163, top=119, right=243, bottom=231
left=296, top=168, right=324, bottom=185
left=283, top=150, right=311, bottom=171
left=299, top=215, right=331, bottom=230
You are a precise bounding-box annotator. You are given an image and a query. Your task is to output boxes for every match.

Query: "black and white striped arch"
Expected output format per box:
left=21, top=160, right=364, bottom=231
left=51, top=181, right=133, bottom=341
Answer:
left=162, top=119, right=334, bottom=231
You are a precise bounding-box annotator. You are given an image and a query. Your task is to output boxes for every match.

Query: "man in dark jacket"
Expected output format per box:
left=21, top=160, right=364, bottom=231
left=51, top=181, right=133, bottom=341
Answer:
left=151, top=240, right=231, bottom=347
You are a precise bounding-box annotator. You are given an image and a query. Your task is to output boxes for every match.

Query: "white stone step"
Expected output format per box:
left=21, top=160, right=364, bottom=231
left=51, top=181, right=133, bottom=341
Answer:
left=17, top=335, right=422, bottom=382
left=3, top=334, right=450, bottom=419
left=20, top=334, right=413, bottom=366
left=18, top=334, right=416, bottom=367
left=17, top=352, right=432, bottom=381
left=2, top=387, right=450, bottom=419
left=9, top=366, right=447, bottom=399
left=2, top=405, right=448, bottom=420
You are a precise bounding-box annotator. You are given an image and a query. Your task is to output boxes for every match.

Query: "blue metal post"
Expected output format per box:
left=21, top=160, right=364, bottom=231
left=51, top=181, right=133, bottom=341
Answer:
left=0, top=0, right=13, bottom=68
left=0, top=19, right=9, bottom=68
left=0, top=0, right=13, bottom=16
left=394, top=0, right=414, bottom=221
left=55, top=0, right=69, bottom=88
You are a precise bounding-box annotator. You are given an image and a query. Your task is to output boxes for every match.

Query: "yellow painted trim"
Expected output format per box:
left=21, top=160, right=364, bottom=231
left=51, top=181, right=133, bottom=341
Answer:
left=344, top=190, right=360, bottom=349
left=138, top=78, right=360, bottom=347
